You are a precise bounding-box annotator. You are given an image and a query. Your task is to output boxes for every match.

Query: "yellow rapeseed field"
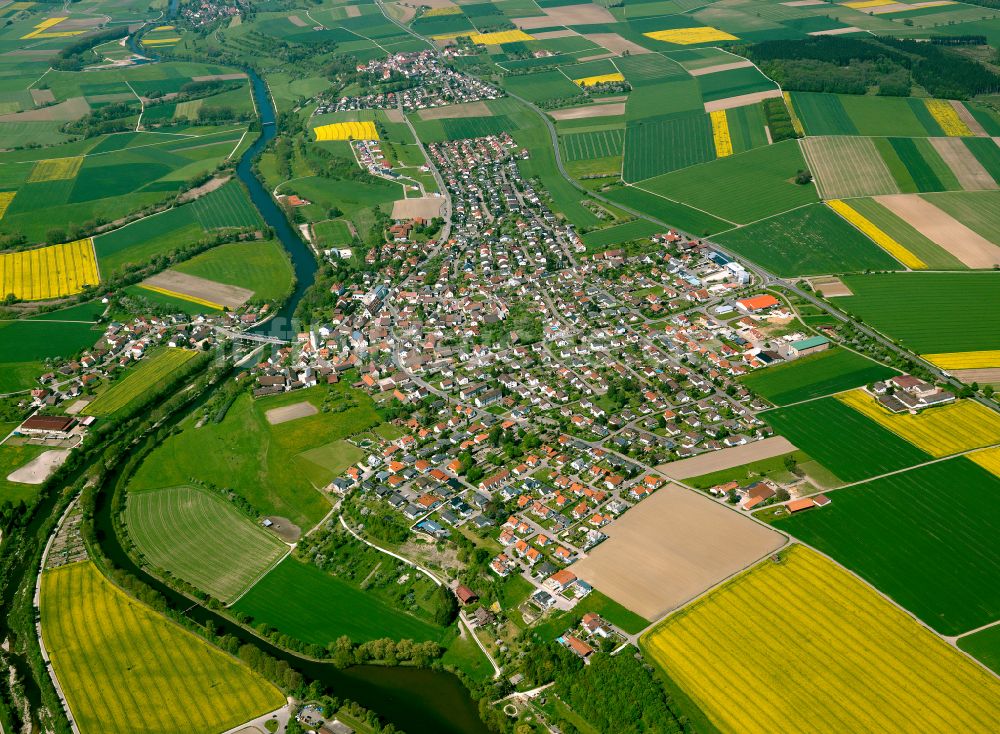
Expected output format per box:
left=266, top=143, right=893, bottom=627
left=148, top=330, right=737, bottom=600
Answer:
left=643, top=26, right=738, bottom=45
left=842, top=0, right=897, bottom=8
left=923, top=350, right=1000, bottom=369
left=925, top=99, right=973, bottom=136
left=28, top=156, right=84, bottom=183
left=314, top=120, right=379, bottom=141
left=143, top=37, right=180, bottom=45
left=0, top=239, right=99, bottom=301
left=827, top=199, right=927, bottom=269
left=138, top=284, right=223, bottom=311
left=422, top=6, right=461, bottom=16
left=573, top=72, right=625, bottom=87
left=469, top=29, right=534, bottom=45
left=837, top=389, right=1000, bottom=457
left=783, top=92, right=805, bottom=136
left=0, top=191, right=15, bottom=220
left=969, top=446, right=1000, bottom=478
left=41, top=562, right=284, bottom=734
left=20, top=16, right=83, bottom=39
left=431, top=31, right=472, bottom=40
left=643, top=545, right=1000, bottom=734
left=709, top=110, right=733, bottom=157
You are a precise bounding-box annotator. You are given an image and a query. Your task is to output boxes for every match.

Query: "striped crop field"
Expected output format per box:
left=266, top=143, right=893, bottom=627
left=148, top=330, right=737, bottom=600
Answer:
left=837, top=390, right=1000, bottom=457
left=0, top=239, right=99, bottom=301
left=562, top=129, right=624, bottom=162
left=27, top=156, right=84, bottom=183
left=800, top=137, right=899, bottom=199
left=643, top=27, right=738, bottom=45
left=0, top=191, right=14, bottom=219
left=125, top=485, right=288, bottom=603
left=969, top=446, right=1000, bottom=478
left=84, top=348, right=197, bottom=417
left=41, top=562, right=283, bottom=734
left=469, top=29, right=533, bottom=45
left=314, top=121, right=378, bottom=141
left=827, top=199, right=926, bottom=269
left=925, top=99, right=973, bottom=137
left=709, top=110, right=732, bottom=158
left=642, top=545, right=1000, bottom=734
left=573, top=73, right=624, bottom=87
left=923, top=350, right=1000, bottom=369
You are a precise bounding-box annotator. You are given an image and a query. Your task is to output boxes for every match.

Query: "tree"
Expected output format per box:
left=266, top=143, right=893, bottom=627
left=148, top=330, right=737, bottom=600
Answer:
left=432, top=584, right=459, bottom=626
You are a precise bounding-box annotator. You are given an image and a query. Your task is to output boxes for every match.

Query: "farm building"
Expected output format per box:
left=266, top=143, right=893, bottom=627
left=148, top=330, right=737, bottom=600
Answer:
left=18, top=415, right=77, bottom=438
left=786, top=336, right=830, bottom=358
left=736, top=294, right=778, bottom=313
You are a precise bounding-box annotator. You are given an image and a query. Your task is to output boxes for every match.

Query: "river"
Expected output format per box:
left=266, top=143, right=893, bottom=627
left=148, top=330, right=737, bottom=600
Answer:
left=16, top=20, right=490, bottom=734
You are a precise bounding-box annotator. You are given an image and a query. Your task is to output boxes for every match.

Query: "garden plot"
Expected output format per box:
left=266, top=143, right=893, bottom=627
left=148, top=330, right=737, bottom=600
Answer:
left=874, top=194, right=1000, bottom=268
left=570, top=484, right=784, bottom=621
left=142, top=270, right=254, bottom=310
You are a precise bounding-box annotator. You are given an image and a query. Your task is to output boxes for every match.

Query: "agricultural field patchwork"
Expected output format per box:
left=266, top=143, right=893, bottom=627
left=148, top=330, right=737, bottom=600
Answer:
left=125, top=485, right=288, bottom=603
left=41, top=561, right=283, bottom=734
left=827, top=199, right=926, bottom=269
left=0, top=239, right=99, bottom=301
left=739, top=347, right=896, bottom=406
left=836, top=390, right=1000, bottom=458
left=642, top=545, right=1000, bottom=732
left=773, top=459, right=1000, bottom=635
left=716, top=203, right=899, bottom=276
left=624, top=112, right=714, bottom=180
left=841, top=197, right=966, bottom=270
left=762, top=397, right=932, bottom=483
left=800, top=136, right=900, bottom=199
left=837, top=273, right=1000, bottom=353
left=638, top=140, right=819, bottom=224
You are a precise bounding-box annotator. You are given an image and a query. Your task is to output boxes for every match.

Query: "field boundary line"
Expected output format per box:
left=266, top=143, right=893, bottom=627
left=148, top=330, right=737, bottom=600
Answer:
left=953, top=618, right=1000, bottom=641
left=226, top=545, right=292, bottom=607
left=228, top=129, right=248, bottom=159
left=631, top=535, right=793, bottom=644
left=624, top=181, right=739, bottom=227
